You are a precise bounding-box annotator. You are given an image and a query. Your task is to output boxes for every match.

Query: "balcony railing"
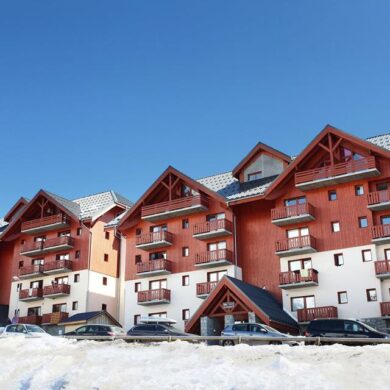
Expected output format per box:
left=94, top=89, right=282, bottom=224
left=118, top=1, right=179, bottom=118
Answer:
left=20, top=236, right=75, bottom=257
left=194, top=249, right=233, bottom=267
left=19, top=288, right=43, bottom=301
left=275, top=235, right=317, bottom=256
left=21, top=214, right=70, bottom=234
left=297, top=306, right=338, bottom=322
left=136, top=259, right=173, bottom=276
left=135, top=231, right=174, bottom=250
left=193, top=219, right=233, bottom=239
left=43, top=284, right=71, bottom=297
left=367, top=189, right=390, bottom=210
left=271, top=203, right=315, bottom=226
left=374, top=260, right=390, bottom=279
left=41, top=311, right=69, bottom=325
left=137, top=288, right=171, bottom=305
left=279, top=269, right=318, bottom=288
left=196, top=281, right=218, bottom=297
left=380, top=302, right=390, bottom=317
left=295, top=156, right=379, bottom=190
left=141, top=194, right=209, bottom=221
left=18, top=315, right=42, bottom=325
left=43, top=260, right=73, bottom=274
left=371, top=225, right=390, bottom=243
left=19, top=264, right=44, bottom=278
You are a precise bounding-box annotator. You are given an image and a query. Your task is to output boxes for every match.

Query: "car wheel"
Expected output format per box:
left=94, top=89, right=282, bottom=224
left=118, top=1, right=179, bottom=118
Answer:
left=223, top=340, right=235, bottom=346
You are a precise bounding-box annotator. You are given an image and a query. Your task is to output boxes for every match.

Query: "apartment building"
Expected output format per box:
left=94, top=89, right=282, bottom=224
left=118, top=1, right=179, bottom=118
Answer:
left=0, top=189, right=132, bottom=333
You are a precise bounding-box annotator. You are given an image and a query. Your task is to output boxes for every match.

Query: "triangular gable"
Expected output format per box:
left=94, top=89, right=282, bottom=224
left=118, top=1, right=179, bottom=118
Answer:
left=119, top=166, right=228, bottom=231
left=3, top=197, right=29, bottom=223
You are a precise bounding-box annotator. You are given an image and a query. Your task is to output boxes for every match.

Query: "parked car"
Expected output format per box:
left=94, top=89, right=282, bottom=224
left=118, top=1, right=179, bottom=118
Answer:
left=65, top=324, right=126, bottom=337
left=1, top=324, right=50, bottom=338
left=305, top=319, right=390, bottom=344
left=220, top=323, right=300, bottom=346
left=127, top=323, right=193, bottom=337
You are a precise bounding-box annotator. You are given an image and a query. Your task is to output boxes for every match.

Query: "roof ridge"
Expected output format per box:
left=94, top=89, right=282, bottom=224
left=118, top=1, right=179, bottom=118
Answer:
left=366, top=132, right=390, bottom=140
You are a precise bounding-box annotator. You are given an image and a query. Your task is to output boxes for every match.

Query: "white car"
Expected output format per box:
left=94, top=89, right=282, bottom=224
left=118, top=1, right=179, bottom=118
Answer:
left=1, top=324, right=50, bottom=338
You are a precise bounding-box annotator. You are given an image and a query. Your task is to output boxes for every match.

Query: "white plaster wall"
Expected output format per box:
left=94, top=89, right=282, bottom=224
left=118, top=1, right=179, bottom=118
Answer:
left=244, top=154, right=284, bottom=182
left=124, top=265, right=241, bottom=332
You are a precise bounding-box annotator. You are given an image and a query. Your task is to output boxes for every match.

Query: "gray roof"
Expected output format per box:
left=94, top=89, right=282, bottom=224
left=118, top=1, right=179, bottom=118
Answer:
left=105, top=210, right=127, bottom=228
left=46, top=190, right=81, bottom=218
left=366, top=134, right=390, bottom=151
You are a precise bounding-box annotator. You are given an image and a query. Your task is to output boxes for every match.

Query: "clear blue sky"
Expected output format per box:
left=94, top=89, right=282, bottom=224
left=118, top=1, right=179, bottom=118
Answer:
left=1, top=1, right=390, bottom=216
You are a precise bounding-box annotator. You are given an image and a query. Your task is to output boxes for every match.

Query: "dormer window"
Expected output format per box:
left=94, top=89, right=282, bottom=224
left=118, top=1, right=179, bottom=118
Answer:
left=247, top=171, right=262, bottom=181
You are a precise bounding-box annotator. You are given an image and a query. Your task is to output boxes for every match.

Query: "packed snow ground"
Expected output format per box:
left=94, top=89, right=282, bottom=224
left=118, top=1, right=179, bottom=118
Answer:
left=0, top=337, right=389, bottom=390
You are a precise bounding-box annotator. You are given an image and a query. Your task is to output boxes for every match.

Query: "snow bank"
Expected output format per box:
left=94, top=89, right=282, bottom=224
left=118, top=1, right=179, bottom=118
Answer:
left=0, top=337, right=389, bottom=390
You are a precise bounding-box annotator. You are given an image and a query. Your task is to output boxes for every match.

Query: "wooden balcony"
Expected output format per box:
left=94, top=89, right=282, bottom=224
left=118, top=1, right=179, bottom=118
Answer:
left=141, top=194, right=209, bottom=222
left=295, top=156, right=380, bottom=191
left=18, top=315, right=42, bottom=325
left=20, top=236, right=75, bottom=257
left=43, top=284, right=71, bottom=298
left=194, top=249, right=233, bottom=268
left=271, top=203, right=315, bottom=226
left=137, top=289, right=171, bottom=305
left=279, top=269, right=319, bottom=289
left=371, top=225, right=390, bottom=244
left=367, top=189, right=390, bottom=211
left=19, top=288, right=43, bottom=302
left=136, top=259, right=173, bottom=277
left=41, top=311, right=69, bottom=325
left=297, top=306, right=338, bottom=323
left=275, top=235, right=317, bottom=257
left=43, top=260, right=73, bottom=275
left=380, top=302, right=390, bottom=317
left=135, top=231, right=174, bottom=250
left=193, top=219, right=233, bottom=240
left=21, top=214, right=70, bottom=234
left=196, top=281, right=218, bottom=299
left=374, top=260, right=390, bottom=280
left=19, top=264, right=44, bottom=279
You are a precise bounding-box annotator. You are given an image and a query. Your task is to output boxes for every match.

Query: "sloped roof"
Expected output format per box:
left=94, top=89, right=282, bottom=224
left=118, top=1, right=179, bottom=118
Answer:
left=105, top=211, right=127, bottom=228
left=60, top=310, right=121, bottom=326
left=366, top=133, right=390, bottom=150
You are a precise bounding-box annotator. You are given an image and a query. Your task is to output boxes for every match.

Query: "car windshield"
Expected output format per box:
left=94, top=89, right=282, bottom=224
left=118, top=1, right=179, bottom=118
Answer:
left=112, top=327, right=125, bottom=334
left=167, top=326, right=183, bottom=333
left=262, top=325, right=283, bottom=334
left=25, top=325, right=45, bottom=333
left=358, top=322, right=379, bottom=333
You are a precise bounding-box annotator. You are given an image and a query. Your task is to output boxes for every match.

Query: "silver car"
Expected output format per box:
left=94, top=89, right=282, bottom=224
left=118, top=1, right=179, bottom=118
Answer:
left=1, top=324, right=50, bottom=338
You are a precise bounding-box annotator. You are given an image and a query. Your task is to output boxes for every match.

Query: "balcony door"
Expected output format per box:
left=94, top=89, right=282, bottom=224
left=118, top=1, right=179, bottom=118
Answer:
left=150, top=225, right=167, bottom=241
left=55, top=276, right=68, bottom=285
left=207, top=241, right=227, bottom=252
left=287, top=227, right=309, bottom=239
left=30, top=280, right=43, bottom=289
left=27, top=307, right=41, bottom=316
left=207, top=213, right=225, bottom=222
left=288, top=259, right=312, bottom=272
left=149, top=279, right=167, bottom=290
left=149, top=251, right=167, bottom=261
left=207, top=270, right=227, bottom=283
left=291, top=295, right=315, bottom=312
left=53, top=303, right=66, bottom=313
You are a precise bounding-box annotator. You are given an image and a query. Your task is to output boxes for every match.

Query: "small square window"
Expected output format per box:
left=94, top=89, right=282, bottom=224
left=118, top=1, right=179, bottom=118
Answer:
left=72, top=301, right=78, bottom=310
left=16, top=283, right=22, bottom=292
left=20, top=239, right=25, bottom=245
left=182, top=309, right=190, bottom=321
left=104, top=254, right=109, bottom=262
left=136, top=228, right=142, bottom=236
left=105, top=231, right=110, bottom=240
left=134, top=282, right=141, bottom=292
left=366, top=288, right=377, bottom=302
left=134, top=314, right=141, bottom=325
left=102, top=277, right=107, bottom=286
left=18, top=261, right=24, bottom=269
left=334, top=253, right=344, bottom=267
left=77, top=228, right=82, bottom=236
left=362, top=250, right=372, bottom=262
left=331, top=221, right=340, bottom=232
left=358, top=217, right=368, bottom=228
left=355, top=185, right=364, bottom=196
left=182, top=247, right=189, bottom=257
left=74, top=274, right=80, bottom=283
left=182, top=275, right=189, bottom=286
left=102, top=303, right=107, bottom=311
left=328, top=190, right=337, bottom=201
left=135, top=255, right=142, bottom=264
left=75, top=250, right=80, bottom=259
left=338, top=291, right=348, bottom=304
left=182, top=219, right=189, bottom=229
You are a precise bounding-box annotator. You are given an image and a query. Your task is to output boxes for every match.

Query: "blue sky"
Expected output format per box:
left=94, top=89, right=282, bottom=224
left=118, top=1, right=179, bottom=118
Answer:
left=1, top=1, right=390, bottom=216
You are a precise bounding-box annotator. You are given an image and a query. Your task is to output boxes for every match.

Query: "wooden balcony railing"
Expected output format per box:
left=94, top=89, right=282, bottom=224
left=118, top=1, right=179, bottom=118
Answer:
left=279, top=269, right=318, bottom=285
left=295, top=156, right=377, bottom=185
left=193, top=219, right=233, bottom=235
left=380, top=302, right=390, bottom=316
left=136, top=231, right=174, bottom=246
left=271, top=203, right=314, bottom=221
left=275, top=235, right=316, bottom=252
left=19, top=288, right=43, bottom=300
left=141, top=194, right=209, bottom=218
left=195, top=249, right=233, bottom=265
left=18, top=315, right=42, bottom=325
left=21, top=214, right=69, bottom=232
left=297, top=306, right=338, bottom=322
left=43, top=284, right=71, bottom=296
left=196, top=281, right=218, bottom=296
left=19, top=264, right=44, bottom=276
left=137, top=288, right=171, bottom=303
left=41, top=312, right=69, bottom=325
left=43, top=260, right=72, bottom=273
left=367, top=189, right=390, bottom=206
left=374, top=260, right=390, bottom=276
left=371, top=225, right=390, bottom=240
left=21, top=236, right=75, bottom=254
left=136, top=259, right=173, bottom=274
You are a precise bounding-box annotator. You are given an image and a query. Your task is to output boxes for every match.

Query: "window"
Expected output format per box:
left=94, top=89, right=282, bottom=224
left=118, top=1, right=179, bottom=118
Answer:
left=207, top=270, right=227, bottom=282
left=290, top=296, right=315, bottom=312
left=134, top=315, right=141, bottom=325
left=104, top=254, right=109, bottom=262
left=136, top=228, right=142, bottom=236
left=32, top=258, right=44, bottom=265
left=150, top=224, right=167, bottom=233
left=105, top=231, right=110, bottom=240
left=358, top=217, right=368, bottom=228
left=338, top=291, right=348, bottom=304
left=20, top=239, right=25, bottom=245
left=134, top=282, right=141, bottom=292
left=334, top=253, right=344, bottom=267
left=182, top=219, right=189, bottom=229
left=149, top=252, right=166, bottom=260
left=72, top=301, right=78, bottom=310
left=149, top=279, right=167, bottom=290
left=58, top=231, right=71, bottom=237
left=75, top=250, right=80, bottom=259
left=102, top=277, right=107, bottom=286
left=331, top=221, right=340, bottom=232
left=284, top=197, right=306, bottom=207
left=74, top=274, right=80, bottom=283
left=56, top=253, right=70, bottom=260
left=247, top=171, right=262, bottom=181
left=207, top=241, right=227, bottom=251
left=30, top=280, right=42, bottom=289
left=27, top=307, right=41, bottom=316
left=377, top=182, right=389, bottom=191
left=182, top=309, right=190, bottom=321
left=102, top=304, right=107, bottom=311
left=328, top=190, right=337, bottom=201
left=182, top=275, right=189, bottom=286
left=381, top=215, right=390, bottom=225
left=366, top=289, right=377, bottom=302
left=361, top=249, right=372, bottom=262
left=355, top=185, right=364, bottom=196
left=135, top=255, right=142, bottom=264
left=207, top=213, right=226, bottom=221
left=53, top=303, right=67, bottom=313
left=149, top=312, right=167, bottom=318
left=55, top=276, right=68, bottom=285
left=288, top=259, right=312, bottom=271
left=287, top=227, right=309, bottom=238
left=18, top=261, right=24, bottom=269
left=182, top=247, right=189, bottom=257
left=77, top=228, right=82, bottom=236
left=385, top=248, right=390, bottom=260
left=34, top=235, right=46, bottom=242
left=16, top=283, right=22, bottom=292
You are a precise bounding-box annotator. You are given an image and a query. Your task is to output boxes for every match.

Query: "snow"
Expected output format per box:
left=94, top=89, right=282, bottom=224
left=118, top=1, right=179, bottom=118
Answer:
left=0, top=337, right=389, bottom=390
